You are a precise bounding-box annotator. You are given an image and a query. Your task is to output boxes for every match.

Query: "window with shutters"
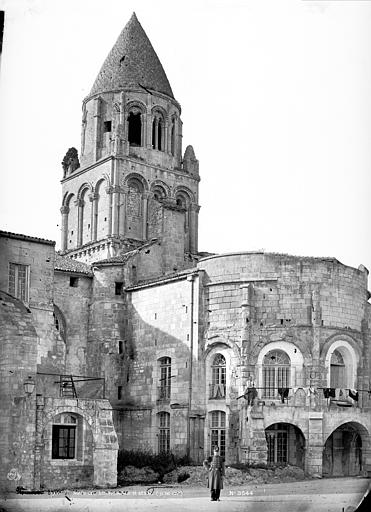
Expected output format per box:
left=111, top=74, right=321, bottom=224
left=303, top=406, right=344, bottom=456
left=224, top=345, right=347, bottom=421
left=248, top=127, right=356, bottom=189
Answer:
left=8, top=263, right=29, bottom=302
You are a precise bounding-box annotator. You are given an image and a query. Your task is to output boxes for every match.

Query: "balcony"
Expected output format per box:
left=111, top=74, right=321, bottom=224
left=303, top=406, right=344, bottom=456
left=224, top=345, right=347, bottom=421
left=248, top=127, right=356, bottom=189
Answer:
left=209, top=383, right=226, bottom=400
left=157, top=385, right=171, bottom=402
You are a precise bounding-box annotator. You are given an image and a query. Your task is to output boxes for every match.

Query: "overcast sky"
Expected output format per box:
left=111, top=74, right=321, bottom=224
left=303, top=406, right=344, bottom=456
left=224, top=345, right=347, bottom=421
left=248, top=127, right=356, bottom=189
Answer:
left=0, top=0, right=370, bottom=276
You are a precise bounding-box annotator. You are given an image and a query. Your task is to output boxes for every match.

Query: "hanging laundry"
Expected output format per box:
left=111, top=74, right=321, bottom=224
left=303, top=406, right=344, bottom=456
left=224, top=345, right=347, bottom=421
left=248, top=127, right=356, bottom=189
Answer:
left=278, top=387, right=289, bottom=403
left=349, top=389, right=359, bottom=402
left=335, top=388, right=340, bottom=400
left=323, top=388, right=336, bottom=399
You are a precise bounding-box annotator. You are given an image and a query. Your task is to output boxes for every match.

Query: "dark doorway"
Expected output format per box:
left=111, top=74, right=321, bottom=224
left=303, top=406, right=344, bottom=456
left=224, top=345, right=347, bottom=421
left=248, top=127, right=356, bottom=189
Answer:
left=265, top=423, right=305, bottom=468
left=323, top=423, right=363, bottom=477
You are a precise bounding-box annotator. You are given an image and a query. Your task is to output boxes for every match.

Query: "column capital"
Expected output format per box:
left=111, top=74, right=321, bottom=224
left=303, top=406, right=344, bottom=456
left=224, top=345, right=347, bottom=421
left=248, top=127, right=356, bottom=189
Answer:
left=74, top=198, right=84, bottom=207
left=190, top=202, right=201, bottom=212
left=105, top=185, right=113, bottom=194
left=60, top=205, right=70, bottom=214
left=89, top=192, right=99, bottom=202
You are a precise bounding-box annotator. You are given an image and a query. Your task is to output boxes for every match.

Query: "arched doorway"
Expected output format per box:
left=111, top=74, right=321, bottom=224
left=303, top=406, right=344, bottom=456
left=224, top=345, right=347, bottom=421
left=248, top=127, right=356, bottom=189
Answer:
left=265, top=423, right=305, bottom=468
left=323, top=422, right=368, bottom=477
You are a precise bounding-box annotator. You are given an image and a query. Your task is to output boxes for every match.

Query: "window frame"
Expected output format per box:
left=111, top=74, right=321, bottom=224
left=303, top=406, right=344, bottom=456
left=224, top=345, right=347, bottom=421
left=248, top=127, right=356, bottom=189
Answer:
left=52, top=415, right=77, bottom=460
left=262, top=350, right=291, bottom=399
left=209, top=410, right=226, bottom=458
left=8, top=262, right=30, bottom=302
left=158, top=411, right=170, bottom=453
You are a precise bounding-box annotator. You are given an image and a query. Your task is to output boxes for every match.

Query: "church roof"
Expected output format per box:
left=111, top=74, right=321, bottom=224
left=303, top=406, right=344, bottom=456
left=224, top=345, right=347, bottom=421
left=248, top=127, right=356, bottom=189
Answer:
left=89, top=13, right=174, bottom=99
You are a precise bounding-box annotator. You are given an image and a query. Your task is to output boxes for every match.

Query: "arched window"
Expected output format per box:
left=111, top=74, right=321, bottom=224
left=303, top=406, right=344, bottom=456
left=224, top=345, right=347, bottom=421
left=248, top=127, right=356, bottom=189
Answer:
left=152, top=186, right=166, bottom=202
left=158, top=412, right=170, bottom=453
left=330, top=349, right=346, bottom=388
left=158, top=357, right=171, bottom=401
left=209, top=411, right=226, bottom=458
left=209, top=354, right=226, bottom=399
left=53, top=305, right=66, bottom=342
left=326, top=343, right=357, bottom=389
left=128, top=111, right=142, bottom=146
left=52, top=413, right=77, bottom=459
left=263, top=350, right=290, bottom=399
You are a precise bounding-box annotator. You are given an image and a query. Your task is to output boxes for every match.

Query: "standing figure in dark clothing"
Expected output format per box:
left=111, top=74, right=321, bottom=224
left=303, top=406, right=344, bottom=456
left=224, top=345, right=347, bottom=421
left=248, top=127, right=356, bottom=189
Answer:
left=203, top=446, right=225, bottom=501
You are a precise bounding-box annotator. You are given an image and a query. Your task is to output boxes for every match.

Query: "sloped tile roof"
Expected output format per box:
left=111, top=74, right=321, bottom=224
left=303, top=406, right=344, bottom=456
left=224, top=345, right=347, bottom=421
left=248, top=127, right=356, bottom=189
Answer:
left=55, top=254, right=93, bottom=276
left=0, top=230, right=55, bottom=245
left=89, top=13, right=174, bottom=98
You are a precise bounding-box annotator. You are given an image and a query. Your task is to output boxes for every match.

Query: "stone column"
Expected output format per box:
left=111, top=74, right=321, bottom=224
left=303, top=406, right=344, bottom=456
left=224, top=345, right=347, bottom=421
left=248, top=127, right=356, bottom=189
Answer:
left=106, top=186, right=113, bottom=237
left=111, top=186, right=121, bottom=237
left=147, top=110, right=153, bottom=149
left=75, top=198, right=84, bottom=247
left=141, top=113, right=146, bottom=147
left=164, top=121, right=168, bottom=153
left=119, top=185, right=128, bottom=237
left=33, top=394, right=44, bottom=490
left=60, top=205, right=69, bottom=251
left=189, top=203, right=200, bottom=254
left=142, top=192, right=150, bottom=240
left=81, top=106, right=87, bottom=157
left=240, top=283, right=254, bottom=362
left=177, top=118, right=183, bottom=164
left=307, top=412, right=324, bottom=476
left=89, top=193, right=99, bottom=242
left=93, top=97, right=102, bottom=161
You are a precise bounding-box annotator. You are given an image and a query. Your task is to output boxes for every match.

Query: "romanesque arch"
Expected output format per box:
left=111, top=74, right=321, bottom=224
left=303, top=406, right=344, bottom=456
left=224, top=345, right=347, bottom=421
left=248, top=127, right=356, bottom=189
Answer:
left=321, top=335, right=361, bottom=390
left=323, top=421, right=370, bottom=477
left=265, top=422, right=306, bottom=469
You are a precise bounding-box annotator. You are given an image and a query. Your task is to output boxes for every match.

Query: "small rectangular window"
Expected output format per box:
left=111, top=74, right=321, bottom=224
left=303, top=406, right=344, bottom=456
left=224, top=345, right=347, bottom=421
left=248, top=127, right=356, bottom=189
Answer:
left=52, top=425, right=76, bottom=459
left=118, top=341, right=124, bottom=354
left=115, top=282, right=123, bottom=295
left=9, top=263, right=29, bottom=302
left=70, top=276, right=79, bottom=287
left=104, top=120, right=112, bottom=132
left=118, top=385, right=123, bottom=400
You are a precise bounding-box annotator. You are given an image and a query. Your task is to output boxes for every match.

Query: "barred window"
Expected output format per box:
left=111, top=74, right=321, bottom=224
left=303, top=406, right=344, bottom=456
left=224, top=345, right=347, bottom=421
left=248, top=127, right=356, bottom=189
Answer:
left=263, top=350, right=290, bottom=399
left=9, top=263, right=29, bottom=302
left=158, top=412, right=170, bottom=453
left=209, top=410, right=226, bottom=458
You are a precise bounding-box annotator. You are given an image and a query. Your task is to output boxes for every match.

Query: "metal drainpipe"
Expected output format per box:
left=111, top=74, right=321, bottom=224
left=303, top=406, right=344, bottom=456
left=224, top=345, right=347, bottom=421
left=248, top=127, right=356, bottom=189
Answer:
left=186, top=274, right=195, bottom=460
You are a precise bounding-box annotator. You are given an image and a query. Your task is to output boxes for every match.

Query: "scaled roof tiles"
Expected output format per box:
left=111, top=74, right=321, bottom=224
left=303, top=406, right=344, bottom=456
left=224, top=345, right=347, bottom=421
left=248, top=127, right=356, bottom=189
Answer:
left=89, top=13, right=174, bottom=98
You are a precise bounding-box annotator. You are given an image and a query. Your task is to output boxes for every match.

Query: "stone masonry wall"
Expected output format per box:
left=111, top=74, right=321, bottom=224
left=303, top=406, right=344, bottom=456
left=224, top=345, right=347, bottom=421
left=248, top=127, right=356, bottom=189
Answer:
left=53, top=271, right=92, bottom=376
left=0, top=292, right=38, bottom=492
left=123, top=274, right=200, bottom=454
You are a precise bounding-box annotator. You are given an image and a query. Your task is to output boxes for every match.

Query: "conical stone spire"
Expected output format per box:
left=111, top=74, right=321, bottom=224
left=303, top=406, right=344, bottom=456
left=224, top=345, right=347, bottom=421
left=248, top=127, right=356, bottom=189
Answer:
left=89, top=13, right=174, bottom=98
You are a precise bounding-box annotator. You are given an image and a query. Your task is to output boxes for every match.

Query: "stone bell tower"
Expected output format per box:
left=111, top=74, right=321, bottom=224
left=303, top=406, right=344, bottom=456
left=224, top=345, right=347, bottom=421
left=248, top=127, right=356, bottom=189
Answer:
left=60, top=13, right=200, bottom=265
